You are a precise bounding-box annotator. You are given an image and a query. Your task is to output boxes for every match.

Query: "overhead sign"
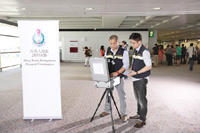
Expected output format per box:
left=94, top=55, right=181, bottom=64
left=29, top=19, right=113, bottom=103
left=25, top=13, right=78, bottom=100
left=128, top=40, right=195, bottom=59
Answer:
left=149, top=31, right=154, bottom=37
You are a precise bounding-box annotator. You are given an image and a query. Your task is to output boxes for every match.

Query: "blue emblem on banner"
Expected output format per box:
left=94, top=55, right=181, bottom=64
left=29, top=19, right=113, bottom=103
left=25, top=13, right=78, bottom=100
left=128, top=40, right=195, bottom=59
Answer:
left=32, top=29, right=45, bottom=47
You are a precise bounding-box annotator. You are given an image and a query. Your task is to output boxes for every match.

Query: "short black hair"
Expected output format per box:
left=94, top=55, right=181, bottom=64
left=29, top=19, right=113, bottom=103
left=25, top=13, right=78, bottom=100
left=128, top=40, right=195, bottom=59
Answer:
left=190, top=43, right=193, bottom=46
left=182, top=44, right=184, bottom=47
left=155, top=44, right=157, bottom=46
left=122, top=41, right=127, bottom=44
left=109, top=35, right=118, bottom=41
left=129, top=33, right=142, bottom=42
left=100, top=45, right=104, bottom=50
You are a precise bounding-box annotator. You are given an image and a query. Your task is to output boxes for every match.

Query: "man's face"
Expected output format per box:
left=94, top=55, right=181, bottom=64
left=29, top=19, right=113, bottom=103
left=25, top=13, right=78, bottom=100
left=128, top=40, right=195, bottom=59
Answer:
left=122, top=42, right=125, bottom=47
left=130, top=39, right=141, bottom=49
left=110, top=39, right=118, bottom=50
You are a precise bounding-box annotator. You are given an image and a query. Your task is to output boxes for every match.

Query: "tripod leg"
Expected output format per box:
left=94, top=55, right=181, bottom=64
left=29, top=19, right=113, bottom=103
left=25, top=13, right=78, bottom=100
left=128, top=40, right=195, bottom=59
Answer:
left=90, top=89, right=107, bottom=122
left=110, top=91, right=122, bottom=119
left=107, top=89, right=115, bottom=133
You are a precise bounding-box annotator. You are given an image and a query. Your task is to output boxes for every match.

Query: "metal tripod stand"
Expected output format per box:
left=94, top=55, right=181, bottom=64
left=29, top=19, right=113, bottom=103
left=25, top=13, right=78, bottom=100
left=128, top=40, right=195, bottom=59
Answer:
left=90, top=88, right=121, bottom=133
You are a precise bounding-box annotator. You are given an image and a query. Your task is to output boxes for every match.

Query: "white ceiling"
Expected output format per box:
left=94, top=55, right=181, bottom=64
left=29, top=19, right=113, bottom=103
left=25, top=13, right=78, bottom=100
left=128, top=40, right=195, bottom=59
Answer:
left=1, top=0, right=200, bottom=41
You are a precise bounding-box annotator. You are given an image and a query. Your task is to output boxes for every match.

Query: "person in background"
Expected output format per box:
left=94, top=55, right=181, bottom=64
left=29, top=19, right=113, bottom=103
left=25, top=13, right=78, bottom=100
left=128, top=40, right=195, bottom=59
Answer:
left=176, top=44, right=181, bottom=66
left=166, top=45, right=173, bottom=66
left=197, top=48, right=200, bottom=64
left=181, top=44, right=186, bottom=64
left=145, top=44, right=149, bottom=49
left=187, top=43, right=196, bottom=71
left=122, top=41, right=128, bottom=51
left=171, top=45, right=176, bottom=64
left=122, top=41, right=129, bottom=79
left=165, top=45, right=169, bottom=65
left=100, top=45, right=105, bottom=57
left=152, top=44, right=159, bottom=67
left=129, top=46, right=134, bottom=68
left=84, top=46, right=92, bottom=66
left=158, top=46, right=163, bottom=65
left=195, top=44, right=199, bottom=53
left=89, top=47, right=93, bottom=55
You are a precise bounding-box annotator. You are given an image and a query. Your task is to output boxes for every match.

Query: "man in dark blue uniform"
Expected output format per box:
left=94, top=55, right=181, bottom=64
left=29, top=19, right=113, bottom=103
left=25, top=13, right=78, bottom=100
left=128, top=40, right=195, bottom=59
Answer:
left=100, top=35, right=129, bottom=121
left=126, top=33, right=152, bottom=128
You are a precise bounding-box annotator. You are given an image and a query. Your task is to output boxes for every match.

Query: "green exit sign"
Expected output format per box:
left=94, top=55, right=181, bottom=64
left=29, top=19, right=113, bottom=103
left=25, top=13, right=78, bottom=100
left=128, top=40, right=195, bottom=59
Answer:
left=149, top=31, right=154, bottom=37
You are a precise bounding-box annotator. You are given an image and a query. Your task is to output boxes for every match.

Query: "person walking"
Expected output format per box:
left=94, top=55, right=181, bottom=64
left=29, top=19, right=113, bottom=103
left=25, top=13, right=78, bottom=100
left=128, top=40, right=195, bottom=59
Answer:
left=84, top=46, right=92, bottom=66
left=187, top=43, right=196, bottom=71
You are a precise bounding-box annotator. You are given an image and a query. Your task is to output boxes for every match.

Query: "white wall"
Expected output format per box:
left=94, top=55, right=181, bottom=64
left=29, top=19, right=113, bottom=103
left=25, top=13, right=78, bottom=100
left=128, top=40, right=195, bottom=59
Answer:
left=60, top=31, right=149, bottom=62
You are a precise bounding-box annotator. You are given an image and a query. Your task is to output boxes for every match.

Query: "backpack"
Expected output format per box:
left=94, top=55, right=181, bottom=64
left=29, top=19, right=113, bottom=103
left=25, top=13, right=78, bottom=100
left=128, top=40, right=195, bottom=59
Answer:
left=86, top=49, right=92, bottom=56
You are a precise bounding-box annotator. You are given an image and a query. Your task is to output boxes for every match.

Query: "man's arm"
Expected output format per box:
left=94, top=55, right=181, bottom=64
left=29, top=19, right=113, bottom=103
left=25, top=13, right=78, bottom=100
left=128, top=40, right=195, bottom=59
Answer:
left=111, top=51, right=129, bottom=77
left=111, top=67, right=126, bottom=77
left=127, top=50, right=152, bottom=76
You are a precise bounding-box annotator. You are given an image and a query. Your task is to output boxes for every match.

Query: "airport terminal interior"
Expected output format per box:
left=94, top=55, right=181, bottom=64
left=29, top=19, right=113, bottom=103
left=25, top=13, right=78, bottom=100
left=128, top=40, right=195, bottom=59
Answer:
left=0, top=0, right=200, bottom=132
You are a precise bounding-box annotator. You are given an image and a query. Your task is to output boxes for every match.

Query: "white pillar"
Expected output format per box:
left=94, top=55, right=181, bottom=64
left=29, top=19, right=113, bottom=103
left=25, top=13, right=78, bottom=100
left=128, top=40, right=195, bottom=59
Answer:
left=148, top=30, right=157, bottom=51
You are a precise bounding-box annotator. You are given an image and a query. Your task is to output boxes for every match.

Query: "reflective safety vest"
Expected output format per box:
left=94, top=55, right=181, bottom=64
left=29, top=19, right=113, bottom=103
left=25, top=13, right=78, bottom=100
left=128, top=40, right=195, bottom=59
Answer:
left=132, top=45, right=151, bottom=78
left=106, top=46, right=125, bottom=78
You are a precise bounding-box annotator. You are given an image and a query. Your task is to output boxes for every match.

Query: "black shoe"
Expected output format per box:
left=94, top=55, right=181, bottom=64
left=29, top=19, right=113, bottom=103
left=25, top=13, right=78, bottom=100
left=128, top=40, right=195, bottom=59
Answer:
left=134, top=121, right=146, bottom=128
left=100, top=112, right=109, bottom=117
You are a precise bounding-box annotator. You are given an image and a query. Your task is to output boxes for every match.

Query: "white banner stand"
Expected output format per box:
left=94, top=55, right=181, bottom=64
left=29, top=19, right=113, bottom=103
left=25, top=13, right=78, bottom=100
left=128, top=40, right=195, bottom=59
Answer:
left=18, top=20, right=62, bottom=120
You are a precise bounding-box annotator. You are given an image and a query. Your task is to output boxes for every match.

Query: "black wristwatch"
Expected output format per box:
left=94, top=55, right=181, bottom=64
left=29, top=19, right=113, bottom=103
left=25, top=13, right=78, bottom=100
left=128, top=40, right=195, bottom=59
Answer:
left=136, top=71, right=139, bottom=75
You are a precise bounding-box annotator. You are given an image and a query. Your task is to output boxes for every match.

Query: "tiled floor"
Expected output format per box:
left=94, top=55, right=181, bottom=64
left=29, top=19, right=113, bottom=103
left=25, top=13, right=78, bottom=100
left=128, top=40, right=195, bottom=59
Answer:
left=0, top=63, right=200, bottom=133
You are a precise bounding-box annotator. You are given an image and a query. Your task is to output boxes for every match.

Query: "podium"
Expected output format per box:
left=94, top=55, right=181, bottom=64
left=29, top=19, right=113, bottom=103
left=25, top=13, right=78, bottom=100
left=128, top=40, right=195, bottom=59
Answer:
left=89, top=57, right=122, bottom=133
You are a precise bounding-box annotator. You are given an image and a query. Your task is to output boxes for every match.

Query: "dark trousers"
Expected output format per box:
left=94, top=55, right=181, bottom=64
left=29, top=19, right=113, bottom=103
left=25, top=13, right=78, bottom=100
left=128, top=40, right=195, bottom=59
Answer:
left=166, top=54, right=168, bottom=64
left=181, top=55, right=186, bottom=64
left=189, top=58, right=194, bottom=71
left=133, top=79, right=148, bottom=122
left=167, top=54, right=173, bottom=65
left=198, top=54, right=200, bottom=64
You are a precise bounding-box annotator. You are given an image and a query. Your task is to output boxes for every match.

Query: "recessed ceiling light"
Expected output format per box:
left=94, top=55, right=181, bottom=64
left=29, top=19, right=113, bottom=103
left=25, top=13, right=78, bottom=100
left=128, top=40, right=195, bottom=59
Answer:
left=156, top=23, right=161, bottom=26
left=140, top=20, right=144, bottom=23
left=171, top=16, right=179, bottom=20
left=162, top=20, right=169, bottom=23
left=153, top=7, right=161, bottom=10
left=84, top=8, right=93, bottom=11
left=17, top=7, right=26, bottom=11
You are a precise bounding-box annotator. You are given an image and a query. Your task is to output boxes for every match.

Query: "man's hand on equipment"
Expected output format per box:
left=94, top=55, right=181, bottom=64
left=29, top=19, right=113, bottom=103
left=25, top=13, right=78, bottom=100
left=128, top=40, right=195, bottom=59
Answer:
left=126, top=70, right=137, bottom=76
left=111, top=72, right=118, bottom=77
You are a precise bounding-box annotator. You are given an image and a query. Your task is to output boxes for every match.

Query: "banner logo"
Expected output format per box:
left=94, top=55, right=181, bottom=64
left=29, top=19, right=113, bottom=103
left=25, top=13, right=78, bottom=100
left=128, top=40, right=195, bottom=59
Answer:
left=32, top=29, right=45, bottom=47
